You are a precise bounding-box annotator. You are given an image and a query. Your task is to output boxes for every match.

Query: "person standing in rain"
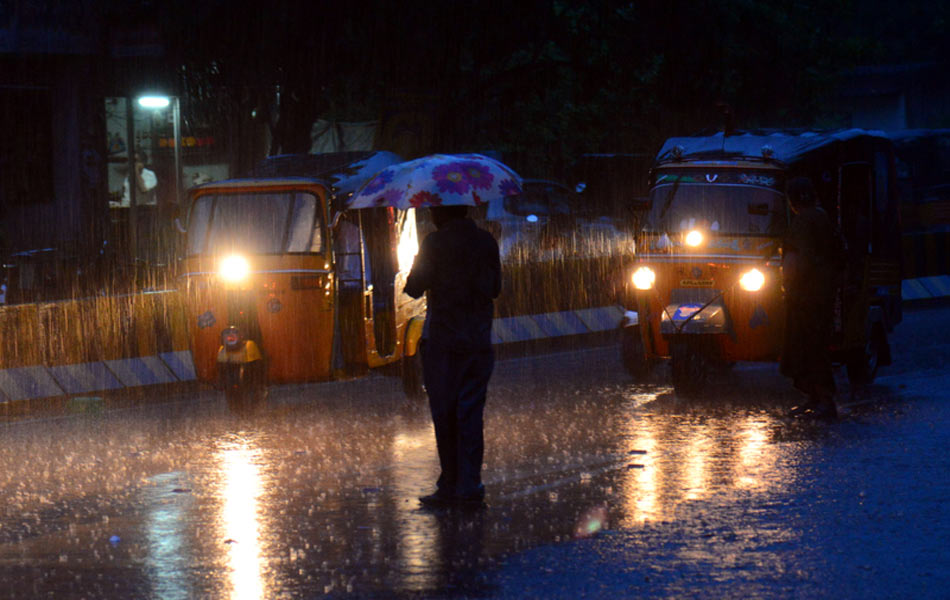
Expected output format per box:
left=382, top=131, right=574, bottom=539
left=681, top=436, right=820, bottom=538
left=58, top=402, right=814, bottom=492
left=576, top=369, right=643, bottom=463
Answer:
left=781, top=176, right=842, bottom=419
left=404, top=205, right=501, bottom=508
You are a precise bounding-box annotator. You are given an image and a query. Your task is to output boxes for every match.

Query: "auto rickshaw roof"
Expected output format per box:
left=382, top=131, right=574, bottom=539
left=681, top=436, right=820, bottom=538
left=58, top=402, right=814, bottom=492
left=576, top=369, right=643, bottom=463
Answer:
left=193, top=151, right=404, bottom=212
left=250, top=151, right=403, bottom=195
left=193, top=177, right=328, bottom=190
left=884, top=128, right=950, bottom=144
left=656, top=128, right=890, bottom=166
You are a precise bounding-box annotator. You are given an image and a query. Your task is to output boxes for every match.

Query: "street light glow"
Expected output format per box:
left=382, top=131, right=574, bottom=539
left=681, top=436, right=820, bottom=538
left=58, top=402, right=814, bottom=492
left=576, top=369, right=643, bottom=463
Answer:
left=138, top=96, right=170, bottom=109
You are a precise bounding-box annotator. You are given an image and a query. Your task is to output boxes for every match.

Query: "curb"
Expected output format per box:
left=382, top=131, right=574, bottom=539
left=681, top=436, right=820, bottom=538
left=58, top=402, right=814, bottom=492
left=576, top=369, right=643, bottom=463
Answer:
left=0, top=307, right=626, bottom=404
left=902, top=275, right=950, bottom=301
left=0, top=276, right=947, bottom=405
left=0, top=353, right=197, bottom=404
left=491, top=306, right=623, bottom=344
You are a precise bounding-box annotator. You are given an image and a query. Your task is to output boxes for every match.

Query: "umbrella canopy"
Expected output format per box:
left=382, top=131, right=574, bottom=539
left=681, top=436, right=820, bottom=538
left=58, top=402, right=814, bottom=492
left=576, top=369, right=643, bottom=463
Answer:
left=347, top=153, right=522, bottom=210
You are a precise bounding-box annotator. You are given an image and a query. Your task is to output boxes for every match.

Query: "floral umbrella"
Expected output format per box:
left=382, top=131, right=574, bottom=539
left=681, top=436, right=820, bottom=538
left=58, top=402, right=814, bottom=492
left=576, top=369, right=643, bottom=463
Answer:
left=347, top=153, right=523, bottom=210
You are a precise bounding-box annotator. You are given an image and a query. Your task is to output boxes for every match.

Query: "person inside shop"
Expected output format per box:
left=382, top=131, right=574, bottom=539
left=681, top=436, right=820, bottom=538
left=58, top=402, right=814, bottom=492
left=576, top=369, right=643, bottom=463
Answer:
left=111, top=151, right=158, bottom=208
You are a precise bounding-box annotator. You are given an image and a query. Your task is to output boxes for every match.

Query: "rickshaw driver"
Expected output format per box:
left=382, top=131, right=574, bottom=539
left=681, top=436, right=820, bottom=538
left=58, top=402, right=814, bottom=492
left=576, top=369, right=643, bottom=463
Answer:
left=781, top=176, right=843, bottom=419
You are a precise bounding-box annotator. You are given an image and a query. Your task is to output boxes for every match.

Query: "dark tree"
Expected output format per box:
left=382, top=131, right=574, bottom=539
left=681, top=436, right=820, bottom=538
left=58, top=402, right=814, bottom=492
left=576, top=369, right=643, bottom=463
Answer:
left=131, top=0, right=948, bottom=176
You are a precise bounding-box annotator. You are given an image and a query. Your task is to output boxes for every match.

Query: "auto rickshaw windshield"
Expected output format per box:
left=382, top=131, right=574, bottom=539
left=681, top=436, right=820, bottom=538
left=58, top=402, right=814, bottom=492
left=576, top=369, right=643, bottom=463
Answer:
left=187, top=191, right=324, bottom=256
left=644, top=183, right=787, bottom=236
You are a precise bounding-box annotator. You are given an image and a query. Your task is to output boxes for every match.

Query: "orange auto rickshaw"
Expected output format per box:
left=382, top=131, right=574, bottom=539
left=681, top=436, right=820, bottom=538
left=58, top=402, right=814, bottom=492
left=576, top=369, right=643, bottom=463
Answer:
left=621, top=130, right=903, bottom=395
left=179, top=152, right=427, bottom=411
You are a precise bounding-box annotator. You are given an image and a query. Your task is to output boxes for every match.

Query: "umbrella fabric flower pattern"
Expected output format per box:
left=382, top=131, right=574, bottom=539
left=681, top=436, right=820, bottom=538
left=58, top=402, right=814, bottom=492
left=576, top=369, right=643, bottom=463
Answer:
left=362, top=170, right=393, bottom=196
left=375, top=188, right=405, bottom=207
left=433, top=162, right=473, bottom=195
left=348, top=153, right=522, bottom=210
left=461, top=160, right=494, bottom=190
left=409, top=190, right=441, bottom=208
left=499, top=177, right=521, bottom=198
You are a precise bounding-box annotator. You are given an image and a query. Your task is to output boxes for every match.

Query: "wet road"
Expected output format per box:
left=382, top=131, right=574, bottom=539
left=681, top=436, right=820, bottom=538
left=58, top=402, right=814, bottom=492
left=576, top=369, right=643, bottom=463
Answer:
left=0, top=304, right=948, bottom=599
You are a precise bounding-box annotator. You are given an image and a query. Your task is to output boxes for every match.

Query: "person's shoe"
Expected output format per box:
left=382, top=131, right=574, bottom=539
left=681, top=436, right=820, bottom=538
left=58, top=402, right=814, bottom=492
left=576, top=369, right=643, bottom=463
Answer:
left=789, top=398, right=820, bottom=417
left=418, top=491, right=455, bottom=508
left=792, top=398, right=838, bottom=420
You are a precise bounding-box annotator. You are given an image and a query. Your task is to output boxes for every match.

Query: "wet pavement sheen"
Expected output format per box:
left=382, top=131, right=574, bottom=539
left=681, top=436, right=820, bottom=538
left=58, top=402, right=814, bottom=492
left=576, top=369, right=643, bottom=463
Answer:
left=0, top=305, right=948, bottom=598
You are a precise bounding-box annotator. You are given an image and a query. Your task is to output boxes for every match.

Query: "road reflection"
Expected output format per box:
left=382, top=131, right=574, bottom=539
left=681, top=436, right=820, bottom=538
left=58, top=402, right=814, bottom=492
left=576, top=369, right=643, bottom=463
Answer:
left=618, top=393, right=794, bottom=527
left=144, top=472, right=193, bottom=600
left=215, top=434, right=269, bottom=600
left=736, top=415, right=775, bottom=490
left=618, top=398, right=659, bottom=524
left=0, top=345, right=842, bottom=599
left=390, top=427, right=442, bottom=592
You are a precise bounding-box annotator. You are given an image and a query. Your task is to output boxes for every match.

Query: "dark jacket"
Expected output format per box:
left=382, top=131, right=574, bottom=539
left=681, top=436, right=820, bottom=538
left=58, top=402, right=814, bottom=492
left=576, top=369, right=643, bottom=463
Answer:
left=404, top=217, right=501, bottom=351
left=782, top=205, right=842, bottom=303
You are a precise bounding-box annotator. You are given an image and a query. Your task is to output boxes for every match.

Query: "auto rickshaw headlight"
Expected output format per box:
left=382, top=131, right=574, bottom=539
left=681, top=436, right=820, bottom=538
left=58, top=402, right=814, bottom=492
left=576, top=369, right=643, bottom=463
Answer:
left=632, top=266, right=656, bottom=290
left=739, top=268, right=765, bottom=292
left=219, top=254, right=250, bottom=283
left=685, top=229, right=704, bottom=247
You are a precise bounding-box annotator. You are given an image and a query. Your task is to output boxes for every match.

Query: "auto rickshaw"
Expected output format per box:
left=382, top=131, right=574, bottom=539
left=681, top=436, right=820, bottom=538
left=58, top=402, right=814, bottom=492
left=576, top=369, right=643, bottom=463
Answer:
left=179, top=151, right=427, bottom=411
left=621, top=129, right=903, bottom=395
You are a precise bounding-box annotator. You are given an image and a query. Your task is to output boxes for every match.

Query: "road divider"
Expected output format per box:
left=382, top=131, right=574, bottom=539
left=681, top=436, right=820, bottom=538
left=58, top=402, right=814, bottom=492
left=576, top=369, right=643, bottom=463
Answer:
left=104, top=356, right=178, bottom=388
left=0, top=277, right=947, bottom=404
left=901, top=275, right=950, bottom=301
left=49, top=362, right=124, bottom=395
left=491, top=306, right=624, bottom=344
left=0, top=365, right=65, bottom=402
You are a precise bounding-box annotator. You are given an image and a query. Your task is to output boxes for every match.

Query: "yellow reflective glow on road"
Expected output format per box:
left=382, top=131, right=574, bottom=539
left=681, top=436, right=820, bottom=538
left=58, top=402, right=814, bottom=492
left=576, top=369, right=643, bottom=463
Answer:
left=218, top=439, right=267, bottom=600
left=617, top=396, right=794, bottom=528
left=392, top=428, right=442, bottom=592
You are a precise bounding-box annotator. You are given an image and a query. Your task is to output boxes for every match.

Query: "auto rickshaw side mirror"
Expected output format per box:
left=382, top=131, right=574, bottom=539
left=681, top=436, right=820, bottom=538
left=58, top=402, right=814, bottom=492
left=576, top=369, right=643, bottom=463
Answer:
left=174, top=217, right=187, bottom=234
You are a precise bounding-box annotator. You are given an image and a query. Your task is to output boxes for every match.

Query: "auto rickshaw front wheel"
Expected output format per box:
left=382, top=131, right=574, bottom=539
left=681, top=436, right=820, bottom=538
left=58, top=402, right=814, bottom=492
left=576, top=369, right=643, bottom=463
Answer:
left=669, top=338, right=711, bottom=397
left=221, top=361, right=268, bottom=414
left=401, top=350, right=426, bottom=401
left=846, top=324, right=888, bottom=386
left=621, top=326, right=654, bottom=380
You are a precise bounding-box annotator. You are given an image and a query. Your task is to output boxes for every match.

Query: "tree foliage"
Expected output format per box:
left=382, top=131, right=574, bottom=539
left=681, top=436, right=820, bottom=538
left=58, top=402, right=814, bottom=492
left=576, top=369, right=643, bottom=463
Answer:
left=135, top=0, right=947, bottom=176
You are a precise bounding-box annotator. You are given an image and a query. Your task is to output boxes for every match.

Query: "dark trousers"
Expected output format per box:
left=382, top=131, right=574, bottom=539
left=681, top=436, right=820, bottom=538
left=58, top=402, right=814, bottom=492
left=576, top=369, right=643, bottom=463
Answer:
left=421, top=342, right=494, bottom=498
left=781, top=294, right=836, bottom=397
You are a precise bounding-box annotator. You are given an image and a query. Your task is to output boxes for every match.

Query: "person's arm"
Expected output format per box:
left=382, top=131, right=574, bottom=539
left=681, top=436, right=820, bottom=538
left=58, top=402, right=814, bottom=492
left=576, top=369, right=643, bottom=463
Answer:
left=782, top=246, right=804, bottom=290
left=474, top=235, right=501, bottom=300
left=782, top=215, right=810, bottom=290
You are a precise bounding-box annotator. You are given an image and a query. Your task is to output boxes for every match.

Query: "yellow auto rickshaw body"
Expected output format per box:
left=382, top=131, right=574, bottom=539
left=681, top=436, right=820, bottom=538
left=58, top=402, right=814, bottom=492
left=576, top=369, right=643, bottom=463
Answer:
left=179, top=152, right=426, bottom=398
left=633, top=231, right=786, bottom=363
left=622, top=130, right=903, bottom=392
